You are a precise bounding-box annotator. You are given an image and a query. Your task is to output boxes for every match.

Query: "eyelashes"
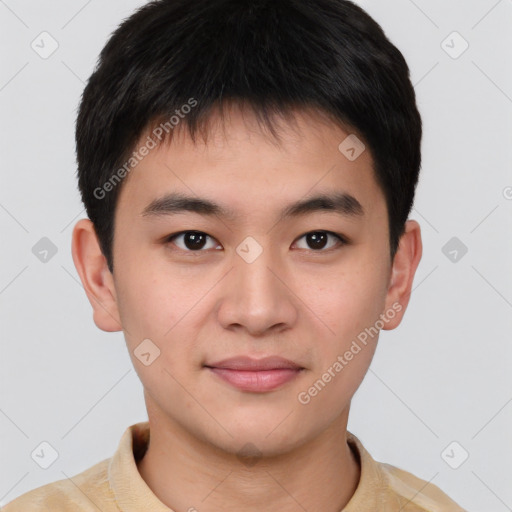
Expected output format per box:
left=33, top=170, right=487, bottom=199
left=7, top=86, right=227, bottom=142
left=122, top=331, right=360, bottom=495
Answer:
left=164, top=230, right=348, bottom=254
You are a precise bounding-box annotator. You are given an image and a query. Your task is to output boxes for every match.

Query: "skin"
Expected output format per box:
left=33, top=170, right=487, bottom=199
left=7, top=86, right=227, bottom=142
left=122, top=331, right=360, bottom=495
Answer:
left=72, top=102, right=422, bottom=512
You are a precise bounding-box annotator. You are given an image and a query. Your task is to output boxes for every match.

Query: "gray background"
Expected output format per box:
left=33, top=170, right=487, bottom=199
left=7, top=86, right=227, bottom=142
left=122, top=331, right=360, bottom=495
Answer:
left=1, top=1, right=511, bottom=510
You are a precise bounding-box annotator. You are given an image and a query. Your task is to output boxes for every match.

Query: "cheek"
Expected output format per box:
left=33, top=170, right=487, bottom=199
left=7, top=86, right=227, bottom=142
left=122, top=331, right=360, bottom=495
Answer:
left=115, top=271, right=199, bottom=401
left=114, top=240, right=183, bottom=330
left=114, top=260, right=206, bottom=373
left=308, top=266, right=388, bottom=345
left=297, top=276, right=384, bottom=416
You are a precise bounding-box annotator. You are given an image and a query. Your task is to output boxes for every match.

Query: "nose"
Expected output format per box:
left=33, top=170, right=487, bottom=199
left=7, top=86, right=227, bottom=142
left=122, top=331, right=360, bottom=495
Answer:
left=216, top=245, right=298, bottom=337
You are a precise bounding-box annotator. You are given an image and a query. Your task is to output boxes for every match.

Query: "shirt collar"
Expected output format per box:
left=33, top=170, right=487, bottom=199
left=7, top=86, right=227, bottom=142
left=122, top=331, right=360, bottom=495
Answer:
left=109, top=421, right=172, bottom=512
left=109, top=421, right=382, bottom=512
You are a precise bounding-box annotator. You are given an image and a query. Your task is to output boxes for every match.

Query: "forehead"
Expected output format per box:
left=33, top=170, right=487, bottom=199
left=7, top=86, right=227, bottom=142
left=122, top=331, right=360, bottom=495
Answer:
left=115, top=104, right=385, bottom=224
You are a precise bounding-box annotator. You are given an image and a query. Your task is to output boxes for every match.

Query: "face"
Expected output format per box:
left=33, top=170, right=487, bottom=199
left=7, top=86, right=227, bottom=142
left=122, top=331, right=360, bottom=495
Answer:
left=74, top=103, right=421, bottom=456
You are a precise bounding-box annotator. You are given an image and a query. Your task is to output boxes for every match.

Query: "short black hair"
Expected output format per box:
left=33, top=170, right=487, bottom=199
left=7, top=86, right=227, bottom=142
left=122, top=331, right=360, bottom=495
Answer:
left=76, top=0, right=422, bottom=273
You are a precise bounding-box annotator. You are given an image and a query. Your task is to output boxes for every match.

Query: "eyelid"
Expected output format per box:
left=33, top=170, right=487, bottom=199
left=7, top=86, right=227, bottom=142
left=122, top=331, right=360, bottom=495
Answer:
left=164, top=230, right=349, bottom=254
left=292, top=231, right=347, bottom=251
left=164, top=231, right=221, bottom=252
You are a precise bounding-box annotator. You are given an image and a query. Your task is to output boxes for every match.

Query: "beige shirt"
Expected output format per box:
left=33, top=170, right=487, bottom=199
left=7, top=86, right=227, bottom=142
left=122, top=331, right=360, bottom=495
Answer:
left=4, top=421, right=467, bottom=511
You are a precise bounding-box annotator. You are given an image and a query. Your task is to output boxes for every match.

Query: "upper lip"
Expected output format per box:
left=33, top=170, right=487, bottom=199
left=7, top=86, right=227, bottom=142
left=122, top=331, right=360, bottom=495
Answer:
left=205, top=356, right=303, bottom=371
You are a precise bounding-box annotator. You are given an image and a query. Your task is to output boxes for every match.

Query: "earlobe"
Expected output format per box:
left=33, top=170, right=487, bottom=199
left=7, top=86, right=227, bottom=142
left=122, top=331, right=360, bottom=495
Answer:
left=71, top=218, right=123, bottom=332
left=382, top=219, right=423, bottom=330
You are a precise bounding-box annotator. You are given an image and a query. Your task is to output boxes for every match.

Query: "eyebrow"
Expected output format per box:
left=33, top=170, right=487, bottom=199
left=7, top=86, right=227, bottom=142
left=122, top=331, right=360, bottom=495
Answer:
left=141, top=190, right=364, bottom=221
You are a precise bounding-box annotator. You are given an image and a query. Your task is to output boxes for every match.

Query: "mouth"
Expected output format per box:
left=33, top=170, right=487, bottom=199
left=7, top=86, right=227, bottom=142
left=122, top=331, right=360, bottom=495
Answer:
left=204, top=355, right=304, bottom=392
left=205, top=355, right=303, bottom=371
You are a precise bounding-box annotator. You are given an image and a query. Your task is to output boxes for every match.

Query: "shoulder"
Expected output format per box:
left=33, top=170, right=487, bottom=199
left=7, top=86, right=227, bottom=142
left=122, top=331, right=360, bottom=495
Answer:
left=378, top=461, right=467, bottom=511
left=2, top=458, right=117, bottom=512
left=345, top=432, right=467, bottom=512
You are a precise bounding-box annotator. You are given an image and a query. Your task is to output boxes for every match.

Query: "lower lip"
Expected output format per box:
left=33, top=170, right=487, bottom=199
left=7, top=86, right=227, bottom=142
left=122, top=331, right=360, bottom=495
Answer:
left=207, top=367, right=302, bottom=392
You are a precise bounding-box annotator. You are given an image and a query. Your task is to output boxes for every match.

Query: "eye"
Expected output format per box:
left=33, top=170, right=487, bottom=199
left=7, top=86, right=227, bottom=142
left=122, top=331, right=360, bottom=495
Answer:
left=293, top=231, right=347, bottom=251
left=165, top=231, right=221, bottom=252
left=164, top=230, right=348, bottom=253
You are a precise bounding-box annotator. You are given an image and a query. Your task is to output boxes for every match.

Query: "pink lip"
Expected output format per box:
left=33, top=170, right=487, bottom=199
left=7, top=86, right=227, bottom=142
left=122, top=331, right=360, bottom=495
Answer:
left=207, top=367, right=302, bottom=392
left=206, top=355, right=302, bottom=371
left=205, top=356, right=304, bottom=392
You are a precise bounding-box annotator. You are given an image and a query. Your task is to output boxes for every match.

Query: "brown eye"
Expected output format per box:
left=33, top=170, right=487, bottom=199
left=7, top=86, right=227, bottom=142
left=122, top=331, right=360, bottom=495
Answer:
left=294, top=231, right=346, bottom=251
left=166, top=231, right=220, bottom=251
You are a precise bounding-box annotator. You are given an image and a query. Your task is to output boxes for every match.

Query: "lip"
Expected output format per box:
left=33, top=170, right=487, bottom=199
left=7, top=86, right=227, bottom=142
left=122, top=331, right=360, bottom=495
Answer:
left=205, top=355, right=303, bottom=371
left=204, top=356, right=304, bottom=392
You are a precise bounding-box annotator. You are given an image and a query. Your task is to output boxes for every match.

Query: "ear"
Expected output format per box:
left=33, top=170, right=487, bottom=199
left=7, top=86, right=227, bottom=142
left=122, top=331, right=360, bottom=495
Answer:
left=381, top=219, right=423, bottom=330
left=71, top=218, right=122, bottom=332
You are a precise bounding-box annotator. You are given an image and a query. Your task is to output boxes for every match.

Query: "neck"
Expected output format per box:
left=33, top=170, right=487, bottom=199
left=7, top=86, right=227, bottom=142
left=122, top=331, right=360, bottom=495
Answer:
left=137, top=408, right=360, bottom=512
